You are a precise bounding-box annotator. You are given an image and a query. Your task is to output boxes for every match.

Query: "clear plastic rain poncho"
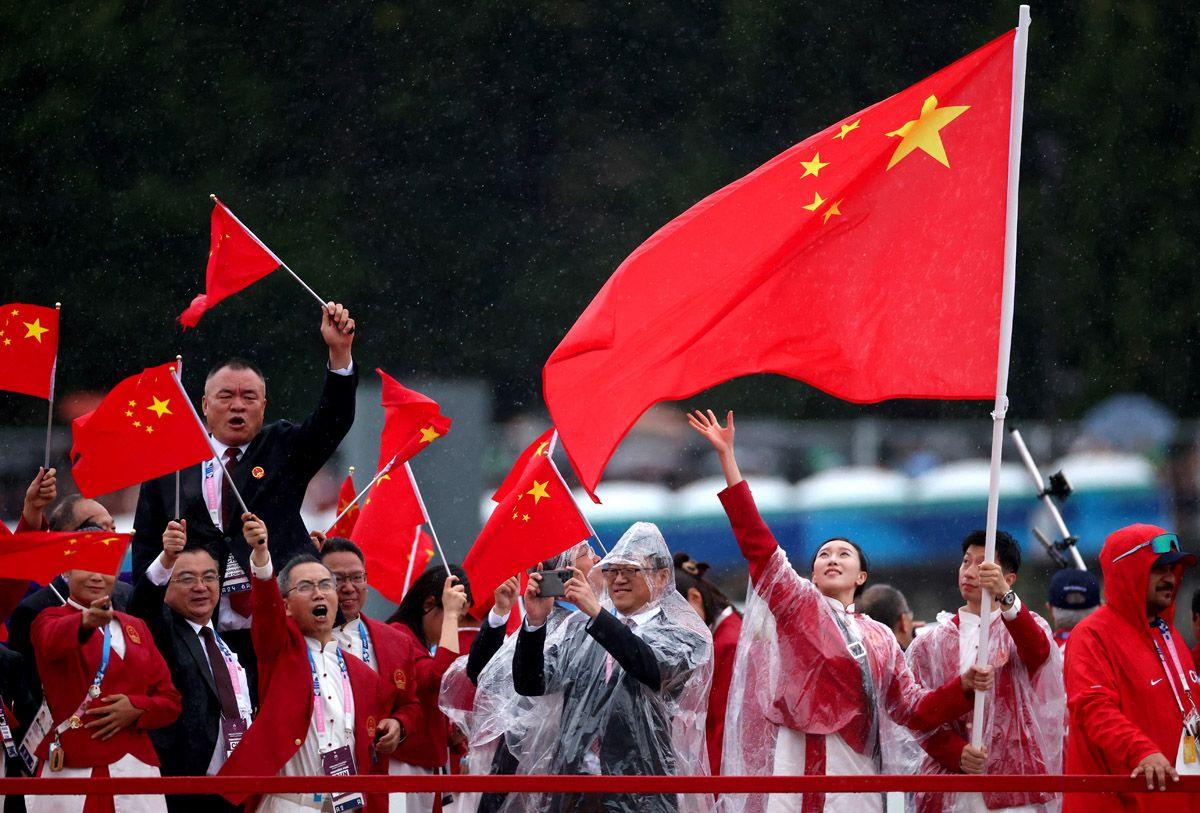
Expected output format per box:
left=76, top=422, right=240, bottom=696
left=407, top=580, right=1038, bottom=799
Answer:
left=904, top=609, right=1065, bottom=812
left=721, top=546, right=968, bottom=813
left=439, top=541, right=593, bottom=813
left=507, top=523, right=714, bottom=813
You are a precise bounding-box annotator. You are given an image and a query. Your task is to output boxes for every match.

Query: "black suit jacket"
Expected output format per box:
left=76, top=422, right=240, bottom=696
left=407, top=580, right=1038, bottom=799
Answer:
left=126, top=574, right=257, bottom=779
left=132, top=367, right=357, bottom=586
left=5, top=578, right=133, bottom=714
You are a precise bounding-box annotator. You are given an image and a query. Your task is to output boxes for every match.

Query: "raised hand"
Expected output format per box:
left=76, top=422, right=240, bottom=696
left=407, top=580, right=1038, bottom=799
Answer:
left=321, top=302, right=356, bottom=369
left=241, top=512, right=270, bottom=568
left=22, top=466, right=57, bottom=528
left=687, top=409, right=742, bottom=487
left=442, top=575, right=469, bottom=618
left=162, top=519, right=186, bottom=567
left=82, top=596, right=114, bottom=631
left=523, top=568, right=554, bottom=628
left=494, top=575, right=521, bottom=616
left=563, top=567, right=601, bottom=619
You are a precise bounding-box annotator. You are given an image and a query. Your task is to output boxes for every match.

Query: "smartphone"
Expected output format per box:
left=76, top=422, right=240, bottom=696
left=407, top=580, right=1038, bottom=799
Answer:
left=537, top=568, right=575, bottom=598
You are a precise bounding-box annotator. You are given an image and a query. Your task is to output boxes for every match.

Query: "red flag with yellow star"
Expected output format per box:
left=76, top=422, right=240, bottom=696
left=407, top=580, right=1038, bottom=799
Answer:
left=70, top=362, right=214, bottom=498
left=491, top=427, right=555, bottom=502
left=377, top=368, right=452, bottom=467
left=463, top=453, right=591, bottom=602
left=0, top=530, right=132, bottom=583
left=349, top=463, right=433, bottom=602
left=0, top=303, right=58, bottom=399
left=327, top=471, right=361, bottom=538
left=544, top=29, right=1019, bottom=499
left=179, top=198, right=282, bottom=328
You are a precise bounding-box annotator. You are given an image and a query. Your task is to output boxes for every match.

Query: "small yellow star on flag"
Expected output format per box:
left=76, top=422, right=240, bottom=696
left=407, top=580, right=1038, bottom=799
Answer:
left=822, top=200, right=843, bottom=225
left=419, top=426, right=441, bottom=443
left=799, top=153, right=829, bottom=178
left=802, top=192, right=826, bottom=212
left=834, top=119, right=861, bottom=140
left=886, top=95, right=970, bottom=170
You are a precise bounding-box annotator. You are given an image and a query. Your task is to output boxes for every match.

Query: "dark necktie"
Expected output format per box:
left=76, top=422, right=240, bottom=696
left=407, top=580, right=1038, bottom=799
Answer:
left=221, top=447, right=241, bottom=532
left=199, top=626, right=241, bottom=720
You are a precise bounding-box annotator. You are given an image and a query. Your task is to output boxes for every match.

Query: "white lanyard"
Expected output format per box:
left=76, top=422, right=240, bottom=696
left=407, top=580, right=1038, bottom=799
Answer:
left=308, top=647, right=354, bottom=740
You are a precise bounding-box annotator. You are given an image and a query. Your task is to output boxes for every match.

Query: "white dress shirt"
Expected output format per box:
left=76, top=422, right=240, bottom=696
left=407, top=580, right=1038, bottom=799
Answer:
left=333, top=617, right=377, bottom=674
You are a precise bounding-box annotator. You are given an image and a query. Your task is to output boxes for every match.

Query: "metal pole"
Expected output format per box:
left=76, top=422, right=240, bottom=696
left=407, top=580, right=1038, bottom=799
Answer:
left=404, top=461, right=453, bottom=577
left=1010, top=428, right=1086, bottom=570
left=42, top=303, right=61, bottom=469
left=170, top=367, right=249, bottom=517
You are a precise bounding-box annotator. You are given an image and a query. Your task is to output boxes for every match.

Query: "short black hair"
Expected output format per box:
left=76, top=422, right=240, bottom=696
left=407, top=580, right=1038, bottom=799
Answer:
left=177, top=544, right=218, bottom=565
left=206, top=357, right=266, bottom=388
left=320, top=537, right=365, bottom=565
left=386, top=564, right=473, bottom=646
left=857, top=584, right=910, bottom=630
left=673, top=551, right=733, bottom=625
left=961, top=529, right=1022, bottom=574
left=49, top=494, right=87, bottom=531
left=278, top=553, right=327, bottom=594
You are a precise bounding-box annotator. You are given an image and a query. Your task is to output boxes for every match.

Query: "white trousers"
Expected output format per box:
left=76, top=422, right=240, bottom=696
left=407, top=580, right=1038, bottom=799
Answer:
left=767, top=729, right=883, bottom=813
left=28, top=753, right=166, bottom=813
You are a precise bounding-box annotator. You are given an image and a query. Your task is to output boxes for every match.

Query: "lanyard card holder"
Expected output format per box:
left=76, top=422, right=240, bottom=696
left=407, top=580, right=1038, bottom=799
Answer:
left=320, top=745, right=364, bottom=812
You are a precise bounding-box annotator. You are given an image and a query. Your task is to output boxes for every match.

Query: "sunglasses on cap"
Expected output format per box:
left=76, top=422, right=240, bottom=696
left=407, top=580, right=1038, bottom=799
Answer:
left=1112, top=532, right=1179, bottom=563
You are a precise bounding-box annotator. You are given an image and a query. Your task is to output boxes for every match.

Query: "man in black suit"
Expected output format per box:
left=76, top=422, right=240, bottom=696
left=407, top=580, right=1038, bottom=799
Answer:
left=129, top=520, right=256, bottom=812
left=132, top=302, right=357, bottom=641
left=513, top=524, right=712, bottom=813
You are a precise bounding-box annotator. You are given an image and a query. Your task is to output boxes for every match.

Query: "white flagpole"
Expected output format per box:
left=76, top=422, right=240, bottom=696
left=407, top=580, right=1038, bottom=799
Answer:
left=328, top=458, right=395, bottom=532
left=970, top=4, right=1031, bottom=750
left=401, top=526, right=422, bottom=598
left=209, top=194, right=329, bottom=309
left=170, top=366, right=249, bottom=517
left=174, top=355, right=183, bottom=519
left=42, top=302, right=60, bottom=470
left=404, top=461, right=453, bottom=577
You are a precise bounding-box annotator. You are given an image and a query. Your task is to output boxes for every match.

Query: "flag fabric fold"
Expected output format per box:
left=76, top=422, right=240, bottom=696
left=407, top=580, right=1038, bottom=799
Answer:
left=70, top=362, right=213, bottom=498
left=350, top=466, right=432, bottom=603
left=1, top=531, right=133, bottom=583
left=543, top=30, right=1017, bottom=499
left=463, top=453, right=591, bottom=603
left=179, top=198, right=282, bottom=328
left=0, top=303, right=59, bottom=399
left=376, top=369, right=453, bottom=467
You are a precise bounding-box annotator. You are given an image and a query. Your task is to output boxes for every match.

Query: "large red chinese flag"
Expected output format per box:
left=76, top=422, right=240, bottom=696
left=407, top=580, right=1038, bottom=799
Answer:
left=463, top=454, right=591, bottom=602
left=350, top=465, right=431, bottom=602
left=377, top=369, right=452, bottom=467
left=0, top=303, right=59, bottom=399
left=0, top=531, right=132, bottom=584
left=544, top=30, right=1018, bottom=498
left=179, top=198, right=282, bottom=328
left=70, top=362, right=214, bottom=498
left=491, top=428, right=555, bottom=502
left=327, top=472, right=360, bottom=538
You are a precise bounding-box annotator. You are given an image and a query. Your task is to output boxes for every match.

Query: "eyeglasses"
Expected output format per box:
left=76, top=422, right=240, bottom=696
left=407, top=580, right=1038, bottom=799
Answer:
left=1112, top=532, right=1180, bottom=563
left=172, top=574, right=219, bottom=587
left=333, top=572, right=367, bottom=586
left=287, top=578, right=336, bottom=596
left=601, top=566, right=647, bottom=580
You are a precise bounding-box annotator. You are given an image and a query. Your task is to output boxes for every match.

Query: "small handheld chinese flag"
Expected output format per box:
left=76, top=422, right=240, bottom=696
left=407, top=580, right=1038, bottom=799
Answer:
left=179, top=198, right=282, bottom=328
left=327, top=472, right=360, bottom=538
left=377, top=369, right=452, bottom=467
left=351, top=466, right=431, bottom=603
left=70, top=362, right=214, bottom=498
left=366, top=527, right=435, bottom=604
left=544, top=29, right=1019, bottom=499
left=492, top=428, right=555, bottom=503
left=464, top=453, right=591, bottom=602
left=0, top=303, right=59, bottom=399
left=0, top=531, right=132, bottom=584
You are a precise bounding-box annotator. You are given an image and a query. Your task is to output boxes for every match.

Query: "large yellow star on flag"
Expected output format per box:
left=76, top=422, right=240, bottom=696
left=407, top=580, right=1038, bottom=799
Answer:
left=526, top=480, right=551, bottom=505
left=419, top=426, right=441, bottom=443
left=147, top=396, right=172, bottom=419
left=23, top=318, right=49, bottom=343
left=886, top=95, right=970, bottom=170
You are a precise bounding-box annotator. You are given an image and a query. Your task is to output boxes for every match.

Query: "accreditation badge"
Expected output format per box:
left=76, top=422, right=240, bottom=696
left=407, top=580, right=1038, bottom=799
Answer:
left=1177, top=710, right=1200, bottom=774
left=320, top=744, right=364, bottom=812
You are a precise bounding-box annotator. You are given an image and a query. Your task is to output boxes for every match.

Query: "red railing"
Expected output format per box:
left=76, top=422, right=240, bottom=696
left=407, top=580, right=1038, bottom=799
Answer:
left=2, top=774, right=1198, bottom=795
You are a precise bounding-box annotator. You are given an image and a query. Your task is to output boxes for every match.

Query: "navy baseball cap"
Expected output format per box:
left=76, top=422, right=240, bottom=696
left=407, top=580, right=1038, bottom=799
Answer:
left=1048, top=568, right=1101, bottom=610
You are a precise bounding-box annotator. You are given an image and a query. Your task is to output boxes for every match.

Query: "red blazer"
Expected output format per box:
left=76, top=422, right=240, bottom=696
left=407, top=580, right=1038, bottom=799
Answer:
left=32, top=605, right=180, bottom=769
left=707, top=609, right=742, bottom=774
left=388, top=623, right=459, bottom=770
left=219, top=575, right=383, bottom=811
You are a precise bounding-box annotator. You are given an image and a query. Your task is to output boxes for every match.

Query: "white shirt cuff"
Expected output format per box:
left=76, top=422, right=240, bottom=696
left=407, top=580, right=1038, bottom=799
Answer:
left=1001, top=594, right=1022, bottom=620
left=329, top=361, right=354, bottom=376
left=251, top=557, right=274, bottom=580
left=488, top=609, right=511, bottom=629
left=147, top=553, right=173, bottom=587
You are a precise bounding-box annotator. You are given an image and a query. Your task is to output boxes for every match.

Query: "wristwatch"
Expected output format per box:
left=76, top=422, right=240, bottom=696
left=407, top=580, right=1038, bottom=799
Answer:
left=999, top=590, right=1017, bottom=610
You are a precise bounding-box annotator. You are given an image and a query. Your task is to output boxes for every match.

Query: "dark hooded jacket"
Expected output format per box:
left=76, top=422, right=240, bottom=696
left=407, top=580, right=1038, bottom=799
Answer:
left=1063, top=523, right=1200, bottom=812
